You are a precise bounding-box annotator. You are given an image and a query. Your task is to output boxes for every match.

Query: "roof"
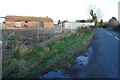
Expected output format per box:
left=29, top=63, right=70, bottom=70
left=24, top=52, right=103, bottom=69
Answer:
left=5, top=15, right=53, bottom=22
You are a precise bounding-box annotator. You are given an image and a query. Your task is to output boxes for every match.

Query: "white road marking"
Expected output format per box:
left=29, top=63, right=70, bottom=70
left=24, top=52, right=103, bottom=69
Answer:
left=105, top=30, right=107, bottom=33
left=107, top=32, right=112, bottom=35
left=103, top=29, right=120, bottom=41
left=115, top=37, right=120, bottom=41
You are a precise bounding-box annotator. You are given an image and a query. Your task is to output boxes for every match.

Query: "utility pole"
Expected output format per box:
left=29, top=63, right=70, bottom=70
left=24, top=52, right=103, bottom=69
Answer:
left=0, top=16, right=4, bottom=80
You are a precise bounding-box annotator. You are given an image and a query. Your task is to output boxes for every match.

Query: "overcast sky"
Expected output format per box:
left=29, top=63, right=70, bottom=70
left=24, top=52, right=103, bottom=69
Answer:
left=0, top=0, right=119, bottom=22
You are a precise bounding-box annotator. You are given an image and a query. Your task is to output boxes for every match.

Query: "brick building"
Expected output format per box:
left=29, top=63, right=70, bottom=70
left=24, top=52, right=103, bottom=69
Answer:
left=5, top=15, right=54, bottom=29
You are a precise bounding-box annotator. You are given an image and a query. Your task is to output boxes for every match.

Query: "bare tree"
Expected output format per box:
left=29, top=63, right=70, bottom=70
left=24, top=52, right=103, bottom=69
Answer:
left=88, top=5, right=103, bottom=26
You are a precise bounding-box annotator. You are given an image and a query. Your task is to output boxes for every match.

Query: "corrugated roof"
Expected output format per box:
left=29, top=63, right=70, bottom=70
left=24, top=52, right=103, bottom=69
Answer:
left=5, top=15, right=53, bottom=22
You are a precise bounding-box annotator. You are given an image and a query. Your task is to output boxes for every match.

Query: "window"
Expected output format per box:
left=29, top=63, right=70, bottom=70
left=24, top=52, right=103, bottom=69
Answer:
left=41, top=22, right=44, bottom=27
left=25, top=21, right=28, bottom=23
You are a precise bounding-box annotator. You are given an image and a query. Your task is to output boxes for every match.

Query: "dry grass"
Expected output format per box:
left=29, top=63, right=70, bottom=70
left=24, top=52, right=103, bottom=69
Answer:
left=2, top=28, right=94, bottom=78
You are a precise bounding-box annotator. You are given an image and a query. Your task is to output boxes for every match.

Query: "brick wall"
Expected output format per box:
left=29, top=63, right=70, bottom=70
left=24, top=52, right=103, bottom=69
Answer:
left=44, top=22, right=54, bottom=28
left=5, top=15, right=54, bottom=29
left=21, top=21, right=37, bottom=27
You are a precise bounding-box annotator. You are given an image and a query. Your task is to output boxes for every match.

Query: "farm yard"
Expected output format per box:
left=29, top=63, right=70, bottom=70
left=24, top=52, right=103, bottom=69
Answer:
left=2, top=27, right=94, bottom=78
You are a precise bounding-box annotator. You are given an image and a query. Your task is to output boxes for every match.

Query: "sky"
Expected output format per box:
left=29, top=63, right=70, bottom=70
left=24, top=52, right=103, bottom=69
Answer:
left=0, top=0, right=119, bottom=22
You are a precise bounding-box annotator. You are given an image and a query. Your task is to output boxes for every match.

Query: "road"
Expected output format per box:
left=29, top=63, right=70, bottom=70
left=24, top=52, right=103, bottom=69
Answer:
left=86, top=28, right=119, bottom=78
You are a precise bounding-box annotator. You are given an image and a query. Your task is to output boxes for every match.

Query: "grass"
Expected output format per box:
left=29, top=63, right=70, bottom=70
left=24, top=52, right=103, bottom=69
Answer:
left=2, top=29, right=94, bottom=78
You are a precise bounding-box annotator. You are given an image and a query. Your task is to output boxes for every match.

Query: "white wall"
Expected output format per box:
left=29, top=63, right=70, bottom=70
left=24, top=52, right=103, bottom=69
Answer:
left=64, top=22, right=94, bottom=30
left=118, top=1, right=120, bottom=22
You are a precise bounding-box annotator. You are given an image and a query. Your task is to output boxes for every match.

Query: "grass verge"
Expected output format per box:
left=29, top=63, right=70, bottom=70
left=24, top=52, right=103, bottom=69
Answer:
left=2, top=30, right=94, bottom=78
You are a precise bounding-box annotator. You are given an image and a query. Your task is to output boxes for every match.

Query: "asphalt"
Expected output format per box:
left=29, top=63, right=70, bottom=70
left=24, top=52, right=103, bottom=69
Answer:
left=86, top=28, right=119, bottom=78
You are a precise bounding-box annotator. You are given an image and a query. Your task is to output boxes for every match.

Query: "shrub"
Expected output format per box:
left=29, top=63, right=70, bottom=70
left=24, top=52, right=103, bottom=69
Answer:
left=113, top=24, right=120, bottom=32
left=11, top=48, right=21, bottom=59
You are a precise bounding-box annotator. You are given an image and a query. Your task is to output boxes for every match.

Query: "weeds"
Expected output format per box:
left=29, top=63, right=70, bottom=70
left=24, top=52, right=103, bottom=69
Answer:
left=2, top=28, right=94, bottom=78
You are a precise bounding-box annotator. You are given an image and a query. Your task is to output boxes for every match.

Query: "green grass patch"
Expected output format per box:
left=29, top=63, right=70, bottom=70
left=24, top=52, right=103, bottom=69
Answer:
left=2, top=30, right=94, bottom=78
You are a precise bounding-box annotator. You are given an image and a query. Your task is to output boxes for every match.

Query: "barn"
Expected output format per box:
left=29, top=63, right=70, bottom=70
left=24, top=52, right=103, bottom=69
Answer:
left=5, top=15, right=54, bottom=29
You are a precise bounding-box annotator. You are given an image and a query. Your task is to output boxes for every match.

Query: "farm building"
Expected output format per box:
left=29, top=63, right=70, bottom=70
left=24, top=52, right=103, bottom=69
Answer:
left=5, top=15, right=54, bottom=29
left=62, top=21, right=95, bottom=30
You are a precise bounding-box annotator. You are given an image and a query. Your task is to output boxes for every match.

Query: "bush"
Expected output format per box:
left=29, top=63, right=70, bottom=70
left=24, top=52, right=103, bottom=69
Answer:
left=113, top=25, right=120, bottom=32
left=3, top=29, right=94, bottom=78
left=11, top=48, right=21, bottom=59
left=76, top=27, right=90, bottom=34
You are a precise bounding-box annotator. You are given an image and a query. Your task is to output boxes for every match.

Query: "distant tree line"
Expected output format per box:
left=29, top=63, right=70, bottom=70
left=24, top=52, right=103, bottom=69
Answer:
left=87, top=5, right=120, bottom=31
left=107, top=17, right=120, bottom=31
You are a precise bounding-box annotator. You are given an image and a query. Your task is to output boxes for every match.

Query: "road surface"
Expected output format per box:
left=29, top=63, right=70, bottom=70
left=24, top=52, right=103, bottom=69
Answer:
left=87, top=28, right=119, bottom=78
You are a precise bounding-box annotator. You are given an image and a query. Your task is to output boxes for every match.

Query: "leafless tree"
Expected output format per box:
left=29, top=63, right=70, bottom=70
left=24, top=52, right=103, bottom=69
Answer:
left=88, top=5, right=103, bottom=26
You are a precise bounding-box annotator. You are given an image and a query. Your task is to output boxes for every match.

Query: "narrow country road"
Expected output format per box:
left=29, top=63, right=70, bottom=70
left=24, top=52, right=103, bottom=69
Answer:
left=87, top=28, right=119, bottom=78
